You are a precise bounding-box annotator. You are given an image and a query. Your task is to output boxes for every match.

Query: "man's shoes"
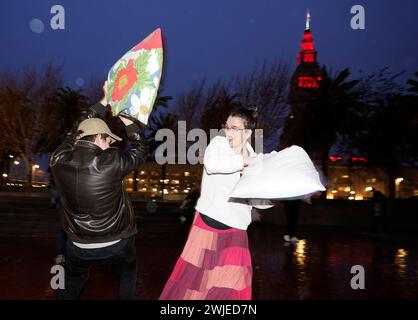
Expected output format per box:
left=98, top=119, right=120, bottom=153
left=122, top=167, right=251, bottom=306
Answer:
left=54, top=254, right=65, bottom=266
left=283, top=235, right=290, bottom=242
left=290, top=236, right=299, bottom=243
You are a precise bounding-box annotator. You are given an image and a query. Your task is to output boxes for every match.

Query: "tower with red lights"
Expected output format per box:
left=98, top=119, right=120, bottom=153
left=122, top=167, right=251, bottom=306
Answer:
left=279, top=10, right=322, bottom=151
left=288, top=10, right=322, bottom=106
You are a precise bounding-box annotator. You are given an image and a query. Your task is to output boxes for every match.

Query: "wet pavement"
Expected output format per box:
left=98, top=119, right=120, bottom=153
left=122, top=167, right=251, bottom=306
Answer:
left=0, top=222, right=417, bottom=300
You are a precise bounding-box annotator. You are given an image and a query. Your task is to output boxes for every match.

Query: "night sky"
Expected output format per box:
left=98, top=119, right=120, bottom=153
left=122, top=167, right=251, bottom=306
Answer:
left=2, top=0, right=418, bottom=100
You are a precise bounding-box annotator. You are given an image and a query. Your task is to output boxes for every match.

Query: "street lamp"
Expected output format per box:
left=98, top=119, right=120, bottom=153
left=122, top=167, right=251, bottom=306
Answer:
left=32, top=164, right=40, bottom=184
left=395, top=177, right=404, bottom=198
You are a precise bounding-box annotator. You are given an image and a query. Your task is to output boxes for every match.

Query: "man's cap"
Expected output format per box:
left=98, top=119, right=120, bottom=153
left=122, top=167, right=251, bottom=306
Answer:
left=76, top=118, right=122, bottom=143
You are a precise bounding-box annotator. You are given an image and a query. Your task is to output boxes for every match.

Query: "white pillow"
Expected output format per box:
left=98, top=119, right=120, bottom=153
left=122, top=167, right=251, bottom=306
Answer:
left=229, top=145, right=326, bottom=200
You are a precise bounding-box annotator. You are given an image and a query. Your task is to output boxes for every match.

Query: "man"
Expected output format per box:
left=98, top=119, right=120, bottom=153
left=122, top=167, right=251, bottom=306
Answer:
left=50, top=85, right=149, bottom=299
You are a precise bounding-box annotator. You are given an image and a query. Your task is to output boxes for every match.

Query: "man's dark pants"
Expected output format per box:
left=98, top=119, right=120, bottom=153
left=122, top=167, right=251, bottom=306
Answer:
left=58, top=236, right=137, bottom=300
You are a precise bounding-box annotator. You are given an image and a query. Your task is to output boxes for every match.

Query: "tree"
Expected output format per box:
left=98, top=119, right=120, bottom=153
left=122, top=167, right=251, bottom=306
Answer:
left=176, top=59, right=291, bottom=151
left=176, top=79, right=229, bottom=131
left=35, top=87, right=89, bottom=155
left=234, top=59, right=291, bottom=147
left=201, top=88, right=241, bottom=135
left=352, top=93, right=417, bottom=198
left=144, top=110, right=178, bottom=196
left=0, top=64, right=63, bottom=185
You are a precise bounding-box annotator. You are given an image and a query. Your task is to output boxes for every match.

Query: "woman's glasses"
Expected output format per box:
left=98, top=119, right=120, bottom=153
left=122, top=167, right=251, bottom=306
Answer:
left=221, top=123, right=246, bottom=133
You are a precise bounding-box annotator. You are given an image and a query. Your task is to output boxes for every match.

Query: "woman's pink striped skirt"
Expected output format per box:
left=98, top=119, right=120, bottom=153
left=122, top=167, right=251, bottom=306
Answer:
left=159, top=212, right=252, bottom=300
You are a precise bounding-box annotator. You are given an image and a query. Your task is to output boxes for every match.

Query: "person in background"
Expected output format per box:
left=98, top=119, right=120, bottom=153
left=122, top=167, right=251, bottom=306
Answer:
left=282, top=200, right=300, bottom=243
left=177, top=187, right=200, bottom=227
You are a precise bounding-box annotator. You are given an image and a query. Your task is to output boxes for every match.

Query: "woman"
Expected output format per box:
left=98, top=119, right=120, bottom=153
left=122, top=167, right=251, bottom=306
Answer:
left=159, top=106, right=271, bottom=300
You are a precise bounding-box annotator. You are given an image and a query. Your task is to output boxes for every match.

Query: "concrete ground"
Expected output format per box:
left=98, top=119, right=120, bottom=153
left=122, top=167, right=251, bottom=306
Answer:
left=1, top=222, right=417, bottom=300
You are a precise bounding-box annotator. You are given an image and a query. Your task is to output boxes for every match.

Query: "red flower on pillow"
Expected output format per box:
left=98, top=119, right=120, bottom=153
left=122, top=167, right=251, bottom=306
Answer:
left=111, top=59, right=138, bottom=102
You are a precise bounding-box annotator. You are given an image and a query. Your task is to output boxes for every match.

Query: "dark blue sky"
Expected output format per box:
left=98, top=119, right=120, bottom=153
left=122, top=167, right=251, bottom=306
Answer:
left=1, top=0, right=418, bottom=99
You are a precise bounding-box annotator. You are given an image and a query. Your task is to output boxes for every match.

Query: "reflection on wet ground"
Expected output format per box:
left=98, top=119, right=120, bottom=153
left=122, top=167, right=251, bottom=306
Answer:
left=250, top=224, right=418, bottom=299
left=0, top=223, right=417, bottom=299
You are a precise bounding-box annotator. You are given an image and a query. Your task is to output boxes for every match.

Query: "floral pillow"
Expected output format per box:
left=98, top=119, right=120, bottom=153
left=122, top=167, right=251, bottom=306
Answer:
left=106, top=28, right=163, bottom=125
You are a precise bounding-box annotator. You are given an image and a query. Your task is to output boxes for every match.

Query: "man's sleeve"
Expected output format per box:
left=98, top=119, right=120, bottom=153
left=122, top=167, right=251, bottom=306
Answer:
left=119, top=122, right=149, bottom=176
left=50, top=135, right=73, bottom=167
left=87, top=102, right=109, bottom=119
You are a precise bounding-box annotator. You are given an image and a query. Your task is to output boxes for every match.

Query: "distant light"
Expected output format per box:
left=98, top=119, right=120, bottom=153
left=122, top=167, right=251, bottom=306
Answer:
left=395, top=177, right=404, bottom=185
left=344, top=187, right=351, bottom=192
left=350, top=190, right=356, bottom=194
left=184, top=172, right=190, bottom=177
left=348, top=196, right=354, bottom=200
left=128, top=178, right=133, bottom=182
left=342, top=175, right=350, bottom=178
left=9, top=155, right=14, bottom=159
left=295, top=240, right=307, bottom=266
left=329, top=156, right=342, bottom=162
left=355, top=195, right=364, bottom=200
left=326, top=194, right=334, bottom=200
left=14, top=161, right=20, bottom=165
left=364, top=186, right=373, bottom=192
left=135, top=178, right=139, bottom=181
left=142, top=188, right=147, bottom=191
left=33, top=165, right=40, bottom=169
left=2, top=173, right=8, bottom=178
left=332, top=190, right=337, bottom=194
left=184, top=189, right=189, bottom=193
left=396, top=248, right=408, bottom=258
left=351, top=157, right=367, bottom=162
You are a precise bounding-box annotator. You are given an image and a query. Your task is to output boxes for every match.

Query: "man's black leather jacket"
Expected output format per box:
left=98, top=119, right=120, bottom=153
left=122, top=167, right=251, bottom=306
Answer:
left=50, top=103, right=149, bottom=244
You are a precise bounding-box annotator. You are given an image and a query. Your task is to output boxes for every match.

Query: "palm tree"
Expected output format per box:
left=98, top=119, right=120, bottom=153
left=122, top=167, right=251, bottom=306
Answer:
left=280, top=67, right=361, bottom=182
left=352, top=93, right=416, bottom=198
left=143, top=111, right=178, bottom=197
left=201, top=88, right=241, bottom=135
left=130, top=90, right=173, bottom=192
left=36, top=87, right=89, bottom=155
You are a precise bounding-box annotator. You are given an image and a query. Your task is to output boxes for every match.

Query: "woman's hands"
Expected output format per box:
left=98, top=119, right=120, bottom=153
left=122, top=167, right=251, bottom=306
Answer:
left=243, top=155, right=257, bottom=171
